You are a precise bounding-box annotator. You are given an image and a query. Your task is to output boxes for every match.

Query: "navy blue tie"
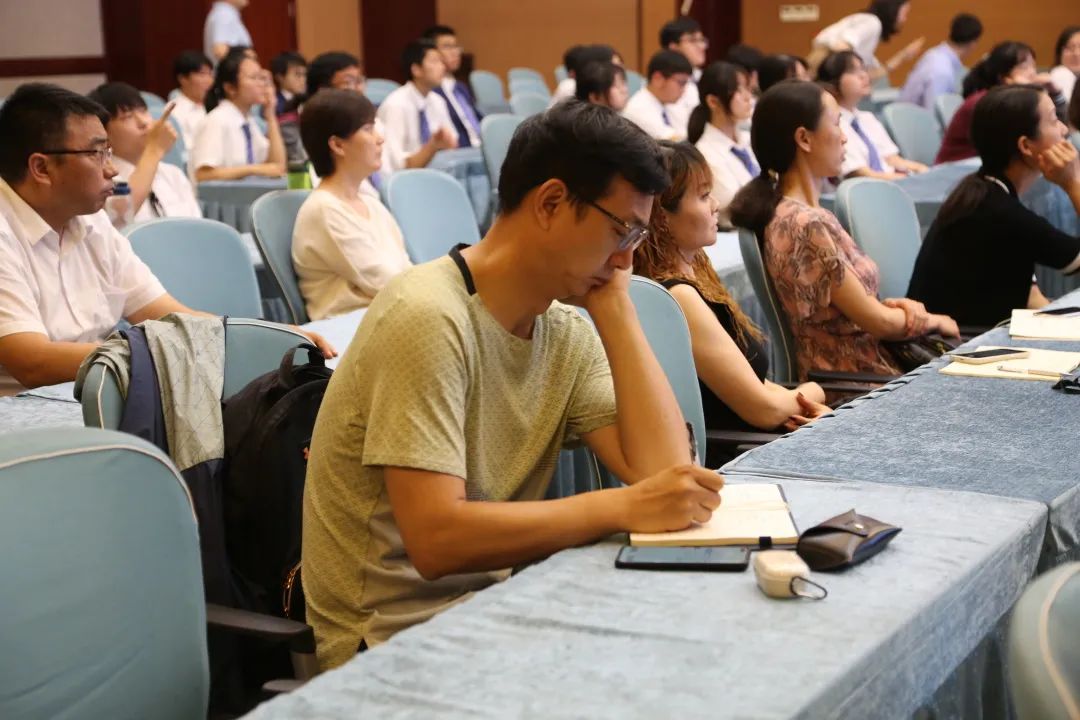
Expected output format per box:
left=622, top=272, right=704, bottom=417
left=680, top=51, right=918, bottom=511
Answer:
left=849, top=116, right=884, bottom=172
left=433, top=87, right=473, bottom=148
left=731, top=146, right=760, bottom=178
left=419, top=108, right=431, bottom=144
left=661, top=107, right=672, bottom=127
left=241, top=124, right=254, bottom=164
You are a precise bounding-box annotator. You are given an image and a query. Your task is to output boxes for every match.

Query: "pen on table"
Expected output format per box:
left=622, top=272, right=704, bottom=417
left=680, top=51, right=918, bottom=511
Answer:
left=996, top=365, right=1063, bottom=378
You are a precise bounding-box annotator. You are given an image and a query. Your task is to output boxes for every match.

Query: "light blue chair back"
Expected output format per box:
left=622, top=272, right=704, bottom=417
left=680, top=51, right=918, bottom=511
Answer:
left=1070, top=131, right=1080, bottom=152
left=140, top=90, right=167, bottom=111
left=509, top=78, right=551, bottom=99
left=251, top=189, right=311, bottom=324
left=124, top=217, right=263, bottom=318
left=554, top=65, right=568, bottom=84
left=625, top=69, right=645, bottom=96
left=510, top=92, right=549, bottom=117
left=836, top=178, right=920, bottom=300
left=934, top=93, right=963, bottom=130
left=882, top=102, right=942, bottom=166
left=627, top=276, right=707, bottom=464
left=737, top=227, right=800, bottom=384
left=480, top=114, right=523, bottom=197
left=1008, top=562, right=1080, bottom=720
left=149, top=103, right=187, bottom=171
left=386, top=169, right=481, bottom=263
left=82, top=318, right=310, bottom=430
left=508, top=67, right=547, bottom=89
left=470, top=70, right=507, bottom=113
left=0, top=427, right=207, bottom=720
left=364, top=78, right=401, bottom=106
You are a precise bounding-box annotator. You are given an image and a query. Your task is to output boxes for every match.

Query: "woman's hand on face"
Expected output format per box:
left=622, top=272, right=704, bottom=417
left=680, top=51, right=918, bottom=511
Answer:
left=1038, top=140, right=1080, bottom=190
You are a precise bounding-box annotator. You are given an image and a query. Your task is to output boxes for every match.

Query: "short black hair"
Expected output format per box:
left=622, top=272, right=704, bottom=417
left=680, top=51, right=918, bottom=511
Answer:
left=87, top=82, right=146, bottom=120
left=299, top=88, right=377, bottom=177
left=422, top=24, right=456, bottom=41
left=402, top=38, right=439, bottom=81
left=497, top=99, right=669, bottom=214
left=307, top=51, right=362, bottom=94
left=949, top=14, right=983, bottom=45
left=647, top=50, right=693, bottom=80
left=271, top=51, right=307, bottom=79
left=0, top=82, right=109, bottom=183
left=574, top=62, right=626, bottom=102
left=660, top=17, right=702, bottom=48
left=173, top=50, right=212, bottom=81
left=1055, top=26, right=1080, bottom=67
left=726, top=44, right=764, bottom=74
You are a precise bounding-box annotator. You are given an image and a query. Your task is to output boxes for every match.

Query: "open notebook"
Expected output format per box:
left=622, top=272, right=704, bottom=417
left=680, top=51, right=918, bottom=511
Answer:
left=1010, top=309, right=1080, bottom=341
left=629, top=483, right=798, bottom=548
left=939, top=346, right=1080, bottom=382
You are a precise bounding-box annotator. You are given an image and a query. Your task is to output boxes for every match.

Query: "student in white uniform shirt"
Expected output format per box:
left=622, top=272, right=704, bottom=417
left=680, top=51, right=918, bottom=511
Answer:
left=424, top=25, right=483, bottom=148
left=294, top=90, right=412, bottom=321
left=375, top=39, right=457, bottom=174
left=204, top=0, right=252, bottom=63
left=574, top=62, right=630, bottom=112
left=622, top=50, right=693, bottom=141
left=191, top=49, right=286, bottom=181
left=817, top=51, right=927, bottom=179
left=170, top=51, right=214, bottom=151
left=687, top=62, right=758, bottom=226
left=550, top=45, right=623, bottom=107
left=661, top=18, right=708, bottom=133
left=87, top=82, right=201, bottom=227
left=809, top=0, right=924, bottom=82
left=1051, top=27, right=1080, bottom=105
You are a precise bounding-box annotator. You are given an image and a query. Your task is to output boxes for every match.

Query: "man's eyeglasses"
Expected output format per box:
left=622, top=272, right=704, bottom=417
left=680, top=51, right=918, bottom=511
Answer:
left=39, top=146, right=114, bottom=166
left=584, top=199, right=649, bottom=252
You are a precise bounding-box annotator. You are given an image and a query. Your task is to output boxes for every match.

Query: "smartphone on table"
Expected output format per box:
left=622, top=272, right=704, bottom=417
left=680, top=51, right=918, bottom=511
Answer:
left=615, top=545, right=750, bottom=571
left=947, top=348, right=1030, bottom=365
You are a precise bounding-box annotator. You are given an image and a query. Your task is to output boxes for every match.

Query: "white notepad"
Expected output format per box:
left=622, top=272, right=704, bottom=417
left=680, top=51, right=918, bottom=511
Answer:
left=939, top=346, right=1080, bottom=381
left=1010, top=309, right=1080, bottom=341
left=629, top=483, right=798, bottom=547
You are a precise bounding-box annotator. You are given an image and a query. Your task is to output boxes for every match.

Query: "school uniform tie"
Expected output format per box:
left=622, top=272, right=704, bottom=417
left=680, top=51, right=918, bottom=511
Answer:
left=241, top=124, right=255, bottom=164
left=661, top=107, right=672, bottom=127
left=849, top=116, right=884, bottom=172
left=419, top=107, right=432, bottom=144
left=730, top=146, right=760, bottom=178
left=433, top=87, right=473, bottom=148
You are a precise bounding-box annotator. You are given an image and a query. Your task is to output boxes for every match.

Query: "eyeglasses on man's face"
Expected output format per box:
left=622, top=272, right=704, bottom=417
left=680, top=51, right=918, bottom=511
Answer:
left=39, top=145, right=114, bottom=167
left=584, top=199, right=649, bottom=252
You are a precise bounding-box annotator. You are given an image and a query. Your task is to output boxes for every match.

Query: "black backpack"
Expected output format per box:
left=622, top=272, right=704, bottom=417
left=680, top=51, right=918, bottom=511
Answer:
left=222, top=343, right=332, bottom=620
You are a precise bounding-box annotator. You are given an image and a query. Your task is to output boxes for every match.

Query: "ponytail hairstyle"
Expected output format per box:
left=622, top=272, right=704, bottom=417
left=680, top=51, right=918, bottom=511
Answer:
left=729, top=80, right=827, bottom=238
left=867, top=0, right=910, bottom=43
left=635, top=141, right=764, bottom=347
left=687, top=61, right=747, bottom=144
left=961, top=41, right=1035, bottom=98
left=815, top=50, right=862, bottom=103
left=936, top=84, right=1045, bottom=229
left=205, top=48, right=249, bottom=112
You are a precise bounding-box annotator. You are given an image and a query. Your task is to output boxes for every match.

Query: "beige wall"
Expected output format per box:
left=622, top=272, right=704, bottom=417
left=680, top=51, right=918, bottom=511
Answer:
left=742, top=2, right=1079, bottom=85
left=0, top=0, right=104, bottom=93
left=296, top=0, right=364, bottom=60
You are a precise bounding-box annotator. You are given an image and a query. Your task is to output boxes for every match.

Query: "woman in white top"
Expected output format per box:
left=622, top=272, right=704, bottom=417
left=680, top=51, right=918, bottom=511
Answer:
left=293, top=89, right=412, bottom=320
left=809, top=0, right=923, bottom=82
left=817, top=51, right=927, bottom=179
left=191, top=49, right=286, bottom=181
left=688, top=62, right=757, bottom=226
left=1051, top=27, right=1080, bottom=105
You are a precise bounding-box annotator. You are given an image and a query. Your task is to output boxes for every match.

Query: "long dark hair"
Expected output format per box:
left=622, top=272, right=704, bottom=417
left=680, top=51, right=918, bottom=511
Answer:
left=867, top=0, right=909, bottom=42
left=936, top=85, right=1045, bottom=229
left=816, top=50, right=862, bottom=102
left=961, top=41, right=1034, bottom=98
left=758, top=54, right=805, bottom=93
left=687, top=61, right=747, bottom=144
left=1054, top=26, right=1080, bottom=67
left=729, top=80, right=826, bottom=237
left=205, top=49, right=251, bottom=112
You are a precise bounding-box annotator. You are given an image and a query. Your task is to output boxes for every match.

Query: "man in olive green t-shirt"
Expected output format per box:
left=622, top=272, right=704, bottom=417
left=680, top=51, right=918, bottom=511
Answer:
left=303, top=100, right=725, bottom=669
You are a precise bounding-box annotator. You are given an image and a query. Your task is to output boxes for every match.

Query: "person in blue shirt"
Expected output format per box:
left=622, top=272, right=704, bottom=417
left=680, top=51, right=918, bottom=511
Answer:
left=203, top=0, right=252, bottom=63
left=899, top=13, right=983, bottom=110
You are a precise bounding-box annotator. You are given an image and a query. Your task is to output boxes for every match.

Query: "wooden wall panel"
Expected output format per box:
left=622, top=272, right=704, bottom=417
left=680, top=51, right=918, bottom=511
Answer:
left=296, top=0, right=362, bottom=61
left=362, top=0, right=436, bottom=82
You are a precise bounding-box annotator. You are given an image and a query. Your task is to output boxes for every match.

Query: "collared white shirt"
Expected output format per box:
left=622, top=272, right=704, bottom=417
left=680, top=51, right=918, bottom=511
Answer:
left=667, top=78, right=699, bottom=138
left=622, top=88, right=682, bottom=140
left=0, top=180, right=165, bottom=394
left=170, top=92, right=207, bottom=151
left=204, top=1, right=252, bottom=60
left=839, top=107, right=899, bottom=176
left=1051, top=65, right=1077, bottom=104
left=813, top=12, right=883, bottom=70
left=440, top=77, right=480, bottom=147
left=111, top=157, right=202, bottom=226
left=190, top=99, right=270, bottom=176
left=375, top=82, right=458, bottom=174
left=695, top=124, right=757, bottom=225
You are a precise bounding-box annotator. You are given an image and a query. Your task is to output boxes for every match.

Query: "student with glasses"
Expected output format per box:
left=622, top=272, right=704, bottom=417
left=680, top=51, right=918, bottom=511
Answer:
left=302, top=100, right=722, bottom=668
left=424, top=24, right=483, bottom=148
left=0, top=84, right=334, bottom=395
left=661, top=17, right=709, bottom=134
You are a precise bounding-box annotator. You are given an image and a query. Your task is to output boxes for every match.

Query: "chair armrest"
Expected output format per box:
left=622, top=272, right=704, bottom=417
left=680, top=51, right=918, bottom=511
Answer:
left=776, top=380, right=873, bottom=397
left=807, top=370, right=898, bottom=385
left=206, top=603, right=319, bottom=680
left=705, top=429, right=782, bottom=447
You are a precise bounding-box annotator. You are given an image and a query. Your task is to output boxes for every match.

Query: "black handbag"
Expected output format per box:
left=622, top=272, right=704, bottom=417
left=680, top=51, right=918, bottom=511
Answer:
left=883, top=334, right=958, bottom=372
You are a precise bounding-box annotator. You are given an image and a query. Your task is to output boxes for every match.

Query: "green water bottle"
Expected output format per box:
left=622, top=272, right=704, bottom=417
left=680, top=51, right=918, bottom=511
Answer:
left=287, top=161, right=313, bottom=190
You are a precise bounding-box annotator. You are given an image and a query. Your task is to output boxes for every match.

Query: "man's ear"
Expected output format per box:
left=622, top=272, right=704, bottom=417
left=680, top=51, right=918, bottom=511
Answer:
left=533, top=178, right=571, bottom=231
left=26, top=154, right=54, bottom=187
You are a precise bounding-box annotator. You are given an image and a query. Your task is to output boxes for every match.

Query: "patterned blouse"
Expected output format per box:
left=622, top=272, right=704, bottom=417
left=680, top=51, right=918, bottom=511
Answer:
left=763, top=198, right=901, bottom=380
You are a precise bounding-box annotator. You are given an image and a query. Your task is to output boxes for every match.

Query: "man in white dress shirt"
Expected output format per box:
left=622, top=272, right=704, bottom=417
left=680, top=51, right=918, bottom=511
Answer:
left=204, top=0, right=253, bottom=63
left=622, top=50, right=692, bottom=141
left=170, top=51, right=214, bottom=150
left=424, top=25, right=482, bottom=148
left=88, top=82, right=202, bottom=226
left=375, top=39, right=457, bottom=174
left=662, top=18, right=708, bottom=134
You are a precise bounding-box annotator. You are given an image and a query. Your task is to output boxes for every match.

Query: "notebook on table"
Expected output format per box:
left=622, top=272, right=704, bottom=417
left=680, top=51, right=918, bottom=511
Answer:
left=1010, top=309, right=1080, bottom=341
left=629, top=483, right=798, bottom=548
left=939, top=346, right=1080, bottom=381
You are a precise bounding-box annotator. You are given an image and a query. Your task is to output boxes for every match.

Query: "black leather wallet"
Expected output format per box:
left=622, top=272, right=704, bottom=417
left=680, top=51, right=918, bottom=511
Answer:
left=796, top=509, right=901, bottom=571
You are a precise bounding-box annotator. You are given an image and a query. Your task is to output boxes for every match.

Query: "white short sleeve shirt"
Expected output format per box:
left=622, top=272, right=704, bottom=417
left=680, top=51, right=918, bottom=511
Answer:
left=190, top=99, right=269, bottom=174
left=375, top=83, right=458, bottom=174
left=694, top=124, right=757, bottom=225
left=622, top=88, right=682, bottom=141
left=0, top=180, right=165, bottom=392
left=839, top=108, right=900, bottom=176
left=204, top=1, right=252, bottom=59
left=813, top=13, right=884, bottom=70
left=170, top=93, right=207, bottom=151
left=111, top=157, right=203, bottom=225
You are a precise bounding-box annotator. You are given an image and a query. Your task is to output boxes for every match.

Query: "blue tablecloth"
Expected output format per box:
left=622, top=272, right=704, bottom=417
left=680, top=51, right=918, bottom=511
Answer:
left=244, top=477, right=1046, bottom=720
left=0, top=389, right=82, bottom=434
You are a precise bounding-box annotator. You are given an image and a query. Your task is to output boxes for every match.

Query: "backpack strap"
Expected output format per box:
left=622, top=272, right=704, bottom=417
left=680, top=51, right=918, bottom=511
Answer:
left=278, top=343, right=325, bottom=389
